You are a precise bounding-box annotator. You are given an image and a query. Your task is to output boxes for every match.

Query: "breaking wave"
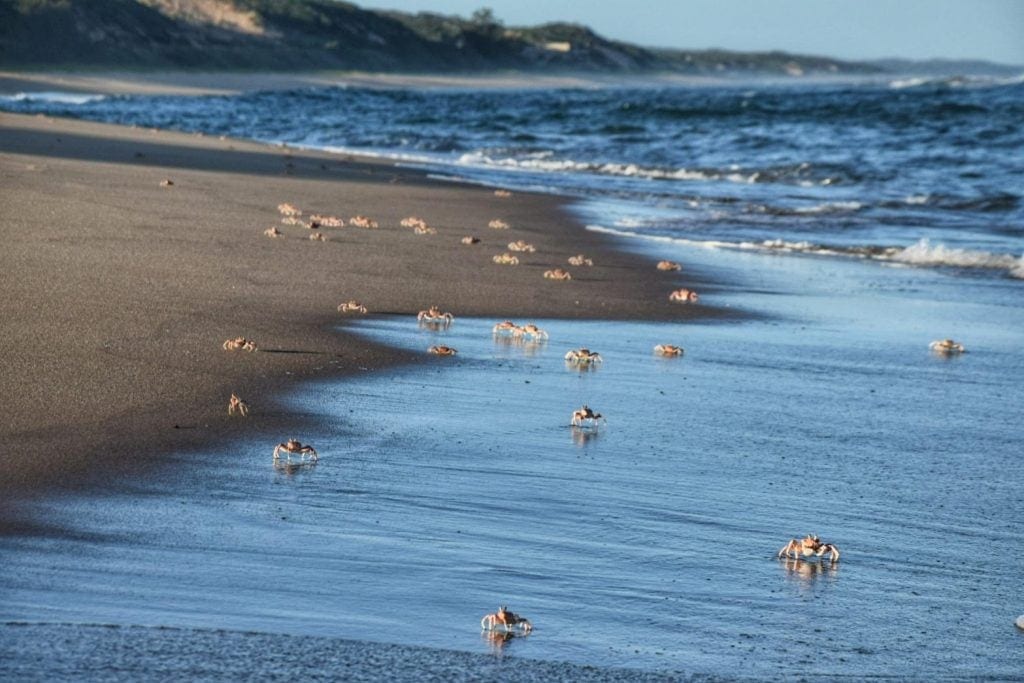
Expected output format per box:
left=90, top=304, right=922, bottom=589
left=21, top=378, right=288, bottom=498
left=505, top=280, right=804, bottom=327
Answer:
left=889, top=74, right=1024, bottom=90
left=456, top=152, right=843, bottom=186
left=590, top=226, right=1024, bottom=279
left=0, top=91, right=106, bottom=105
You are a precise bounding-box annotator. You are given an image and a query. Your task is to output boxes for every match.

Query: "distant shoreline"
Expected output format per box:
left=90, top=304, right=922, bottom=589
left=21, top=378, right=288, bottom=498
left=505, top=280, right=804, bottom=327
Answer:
left=0, top=69, right=908, bottom=98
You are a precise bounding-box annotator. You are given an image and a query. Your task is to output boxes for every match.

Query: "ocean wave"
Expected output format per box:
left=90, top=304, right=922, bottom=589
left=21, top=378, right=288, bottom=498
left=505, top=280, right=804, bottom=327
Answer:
left=588, top=226, right=1024, bottom=278
left=889, top=74, right=1024, bottom=90
left=0, top=91, right=106, bottom=104
left=456, top=152, right=842, bottom=186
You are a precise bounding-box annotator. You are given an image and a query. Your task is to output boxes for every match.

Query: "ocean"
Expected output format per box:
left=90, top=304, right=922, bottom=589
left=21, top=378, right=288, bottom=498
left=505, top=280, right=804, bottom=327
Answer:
left=2, top=75, right=1023, bottom=679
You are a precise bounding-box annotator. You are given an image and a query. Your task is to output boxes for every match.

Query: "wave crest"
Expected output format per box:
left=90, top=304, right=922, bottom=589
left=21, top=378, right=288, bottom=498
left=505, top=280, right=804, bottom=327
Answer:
left=588, top=227, right=1024, bottom=279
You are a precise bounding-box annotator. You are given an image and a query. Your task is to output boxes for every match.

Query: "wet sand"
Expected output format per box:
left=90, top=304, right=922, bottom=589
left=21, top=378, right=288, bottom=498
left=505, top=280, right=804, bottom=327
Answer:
left=0, top=111, right=721, bottom=529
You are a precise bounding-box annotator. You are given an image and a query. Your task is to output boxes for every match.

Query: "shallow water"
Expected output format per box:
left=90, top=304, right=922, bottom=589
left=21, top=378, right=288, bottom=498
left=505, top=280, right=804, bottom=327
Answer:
left=3, top=235, right=1022, bottom=678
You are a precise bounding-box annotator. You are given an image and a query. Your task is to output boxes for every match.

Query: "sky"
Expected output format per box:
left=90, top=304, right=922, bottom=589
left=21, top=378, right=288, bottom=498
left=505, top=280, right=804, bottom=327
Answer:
left=354, top=0, right=1024, bottom=65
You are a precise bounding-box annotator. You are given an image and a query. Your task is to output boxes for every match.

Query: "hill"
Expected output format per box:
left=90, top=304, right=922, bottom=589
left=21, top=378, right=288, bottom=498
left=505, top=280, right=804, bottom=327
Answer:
left=0, top=0, right=880, bottom=75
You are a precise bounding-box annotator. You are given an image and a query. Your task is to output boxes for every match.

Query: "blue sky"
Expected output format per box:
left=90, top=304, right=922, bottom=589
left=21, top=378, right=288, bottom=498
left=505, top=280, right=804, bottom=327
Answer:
left=355, top=0, right=1024, bottom=65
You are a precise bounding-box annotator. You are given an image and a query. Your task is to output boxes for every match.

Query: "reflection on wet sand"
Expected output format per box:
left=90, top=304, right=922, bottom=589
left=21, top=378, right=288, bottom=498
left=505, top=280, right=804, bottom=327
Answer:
left=780, top=557, right=840, bottom=587
left=571, top=425, right=603, bottom=447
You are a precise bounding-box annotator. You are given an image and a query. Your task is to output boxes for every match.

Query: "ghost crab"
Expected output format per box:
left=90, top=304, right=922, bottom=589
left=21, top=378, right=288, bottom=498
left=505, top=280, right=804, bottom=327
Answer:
left=223, top=337, right=258, bottom=352
left=428, top=345, right=458, bottom=356
left=492, top=320, right=521, bottom=336
left=507, top=240, right=536, bottom=253
left=488, top=219, right=510, bottom=230
left=461, top=236, right=481, bottom=245
left=349, top=215, right=379, bottom=229
left=338, top=300, right=368, bottom=314
left=514, top=323, right=549, bottom=341
left=669, top=288, right=699, bottom=303
left=481, top=605, right=532, bottom=634
left=227, top=393, right=249, bottom=416
left=571, top=405, right=605, bottom=428
left=654, top=344, right=684, bottom=357
left=568, top=254, right=593, bottom=267
left=263, top=227, right=284, bottom=238
left=309, top=214, right=344, bottom=228
left=493, top=252, right=520, bottom=265
left=564, top=348, right=602, bottom=365
left=930, top=339, right=966, bottom=355
left=777, top=534, right=840, bottom=562
left=273, top=438, right=318, bottom=463
left=400, top=216, right=429, bottom=229
left=417, top=306, right=454, bottom=326
left=657, top=260, right=682, bottom=271
left=544, top=268, right=572, bottom=281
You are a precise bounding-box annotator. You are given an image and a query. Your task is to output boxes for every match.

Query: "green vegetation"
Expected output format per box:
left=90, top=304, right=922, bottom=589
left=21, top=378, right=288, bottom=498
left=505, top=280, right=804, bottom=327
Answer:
left=0, top=0, right=879, bottom=74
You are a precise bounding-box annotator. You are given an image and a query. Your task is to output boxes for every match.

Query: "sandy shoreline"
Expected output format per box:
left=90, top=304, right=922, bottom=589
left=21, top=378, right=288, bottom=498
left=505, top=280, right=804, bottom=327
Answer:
left=0, top=110, right=722, bottom=531
left=0, top=70, right=740, bottom=97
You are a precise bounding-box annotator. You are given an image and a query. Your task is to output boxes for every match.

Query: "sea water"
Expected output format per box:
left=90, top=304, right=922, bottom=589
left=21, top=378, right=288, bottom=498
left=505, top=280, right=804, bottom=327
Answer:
left=2, top=239, right=1022, bottom=677
left=2, top=76, right=1023, bottom=678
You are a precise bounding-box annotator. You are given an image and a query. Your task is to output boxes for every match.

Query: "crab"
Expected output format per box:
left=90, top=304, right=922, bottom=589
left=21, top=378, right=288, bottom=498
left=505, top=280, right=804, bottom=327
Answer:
left=493, top=190, right=513, bottom=198
left=493, top=253, right=520, bottom=265
left=273, top=438, right=318, bottom=463
left=349, top=215, right=379, bottom=229
left=227, top=393, right=249, bottom=416
left=930, top=339, right=966, bottom=354
left=564, top=348, right=602, bottom=365
left=309, top=232, right=328, bottom=242
left=280, top=216, right=306, bottom=226
left=777, top=534, right=840, bottom=562
left=492, top=320, right=521, bottom=335
left=669, top=288, right=699, bottom=303
left=417, top=306, right=454, bottom=326
left=481, top=605, right=532, bottom=633
left=568, top=254, right=593, bottom=267
left=428, top=345, right=457, bottom=356
left=515, top=323, right=549, bottom=341
left=461, top=236, right=481, bottom=245
left=544, top=268, right=572, bottom=281
left=654, top=344, right=684, bottom=357
left=488, top=219, right=510, bottom=230
left=400, top=216, right=429, bottom=229
left=571, top=405, right=605, bottom=427
left=159, top=179, right=174, bottom=187
left=263, top=227, right=284, bottom=238
left=277, top=203, right=302, bottom=216
left=309, top=214, right=344, bottom=228
left=223, top=337, right=258, bottom=352
left=338, top=300, right=368, bottom=314
left=657, top=260, right=682, bottom=271
left=508, top=240, right=536, bottom=253
left=414, top=225, right=437, bottom=235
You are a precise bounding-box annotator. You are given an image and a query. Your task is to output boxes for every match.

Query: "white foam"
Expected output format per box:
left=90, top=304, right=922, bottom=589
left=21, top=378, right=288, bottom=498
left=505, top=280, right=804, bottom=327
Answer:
left=886, top=239, right=1024, bottom=277
left=793, top=201, right=863, bottom=214
left=587, top=227, right=1024, bottom=279
left=0, top=91, right=105, bottom=104
left=888, top=73, right=1024, bottom=90
left=454, top=152, right=788, bottom=185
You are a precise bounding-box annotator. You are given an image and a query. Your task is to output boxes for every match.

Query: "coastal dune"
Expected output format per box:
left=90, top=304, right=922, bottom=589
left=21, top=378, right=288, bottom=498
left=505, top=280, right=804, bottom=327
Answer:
left=0, top=112, right=717, bottom=526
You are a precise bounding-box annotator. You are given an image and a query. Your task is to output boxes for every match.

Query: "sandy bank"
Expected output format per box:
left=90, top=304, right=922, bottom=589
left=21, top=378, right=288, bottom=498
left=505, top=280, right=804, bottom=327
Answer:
left=0, top=70, right=732, bottom=96
left=0, top=111, right=721, bottom=531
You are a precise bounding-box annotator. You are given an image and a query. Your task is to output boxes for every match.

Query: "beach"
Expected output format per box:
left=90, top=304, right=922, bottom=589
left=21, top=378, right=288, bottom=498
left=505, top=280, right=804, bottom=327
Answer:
left=2, top=74, right=1022, bottom=680
left=0, top=110, right=716, bottom=527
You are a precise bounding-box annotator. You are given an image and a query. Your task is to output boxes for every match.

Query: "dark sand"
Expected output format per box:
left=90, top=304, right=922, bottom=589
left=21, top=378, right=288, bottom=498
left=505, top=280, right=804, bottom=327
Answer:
left=0, top=112, right=721, bottom=529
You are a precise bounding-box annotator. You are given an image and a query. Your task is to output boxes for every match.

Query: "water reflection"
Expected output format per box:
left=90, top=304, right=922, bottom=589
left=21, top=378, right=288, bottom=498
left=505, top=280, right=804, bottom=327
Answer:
left=272, top=460, right=317, bottom=476
left=571, top=425, right=603, bottom=447
left=780, top=557, right=840, bottom=590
